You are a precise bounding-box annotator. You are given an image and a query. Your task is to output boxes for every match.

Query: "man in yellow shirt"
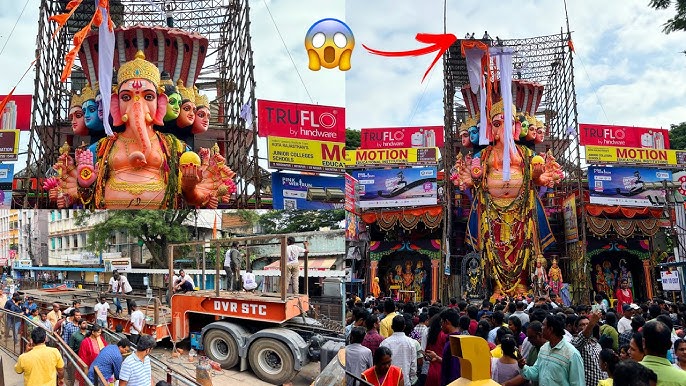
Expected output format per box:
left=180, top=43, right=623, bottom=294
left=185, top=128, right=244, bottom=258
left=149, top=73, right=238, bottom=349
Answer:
left=46, top=302, right=62, bottom=326
left=379, top=299, right=398, bottom=338
left=15, top=327, right=65, bottom=386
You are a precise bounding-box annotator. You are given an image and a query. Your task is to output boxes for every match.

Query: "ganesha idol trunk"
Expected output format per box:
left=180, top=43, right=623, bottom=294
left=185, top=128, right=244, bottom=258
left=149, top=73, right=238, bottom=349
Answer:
left=126, top=100, right=153, bottom=167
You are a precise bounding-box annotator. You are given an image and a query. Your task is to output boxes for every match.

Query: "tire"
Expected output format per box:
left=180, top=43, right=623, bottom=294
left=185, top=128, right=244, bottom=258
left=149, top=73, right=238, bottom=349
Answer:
left=248, top=338, right=298, bottom=385
left=203, top=329, right=239, bottom=369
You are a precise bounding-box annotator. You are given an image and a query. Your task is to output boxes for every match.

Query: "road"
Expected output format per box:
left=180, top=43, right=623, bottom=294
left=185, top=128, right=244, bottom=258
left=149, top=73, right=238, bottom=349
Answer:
left=151, top=346, right=321, bottom=385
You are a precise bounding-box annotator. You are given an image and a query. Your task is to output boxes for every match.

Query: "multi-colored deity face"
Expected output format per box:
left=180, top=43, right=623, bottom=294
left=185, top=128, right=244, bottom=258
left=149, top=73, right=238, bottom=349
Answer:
left=177, top=100, right=196, bottom=128
left=83, top=99, right=103, bottom=130
left=70, top=106, right=86, bottom=135
left=194, top=106, right=210, bottom=133
left=468, top=125, right=479, bottom=145
left=118, top=79, right=160, bottom=117
left=519, top=116, right=530, bottom=140
left=164, top=92, right=181, bottom=122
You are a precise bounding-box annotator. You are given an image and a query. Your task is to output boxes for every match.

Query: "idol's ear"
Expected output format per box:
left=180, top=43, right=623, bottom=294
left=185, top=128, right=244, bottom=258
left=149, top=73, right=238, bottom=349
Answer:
left=153, top=93, right=168, bottom=126
left=110, top=93, right=124, bottom=126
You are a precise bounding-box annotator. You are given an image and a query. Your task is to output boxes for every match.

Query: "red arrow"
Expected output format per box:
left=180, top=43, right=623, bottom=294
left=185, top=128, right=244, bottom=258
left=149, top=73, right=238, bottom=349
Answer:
left=362, top=33, right=458, bottom=82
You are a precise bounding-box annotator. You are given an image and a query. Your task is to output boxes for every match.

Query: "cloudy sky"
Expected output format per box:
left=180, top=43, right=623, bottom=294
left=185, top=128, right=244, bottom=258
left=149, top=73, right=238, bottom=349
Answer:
left=1, top=0, right=685, bottom=173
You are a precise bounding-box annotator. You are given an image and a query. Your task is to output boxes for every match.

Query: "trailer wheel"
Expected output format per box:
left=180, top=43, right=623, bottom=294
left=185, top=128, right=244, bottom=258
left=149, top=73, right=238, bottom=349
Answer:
left=204, top=329, right=239, bottom=369
left=248, top=338, right=297, bottom=384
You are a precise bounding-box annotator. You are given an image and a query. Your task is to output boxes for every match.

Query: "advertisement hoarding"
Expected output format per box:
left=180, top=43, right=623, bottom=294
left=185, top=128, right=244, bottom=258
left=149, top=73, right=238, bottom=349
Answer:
left=0, top=163, right=14, bottom=190
left=588, top=166, right=672, bottom=207
left=352, top=167, right=437, bottom=209
left=257, top=99, right=345, bottom=142
left=563, top=194, right=579, bottom=243
left=360, top=126, right=444, bottom=149
left=585, top=145, right=686, bottom=166
left=271, top=172, right=344, bottom=210
left=0, top=95, right=32, bottom=131
left=344, top=147, right=438, bottom=167
left=104, top=256, right=131, bottom=272
left=579, top=124, right=670, bottom=149
left=0, top=129, right=19, bottom=161
left=660, top=270, right=681, bottom=291
left=345, top=174, right=358, bottom=212
left=267, top=136, right=346, bottom=173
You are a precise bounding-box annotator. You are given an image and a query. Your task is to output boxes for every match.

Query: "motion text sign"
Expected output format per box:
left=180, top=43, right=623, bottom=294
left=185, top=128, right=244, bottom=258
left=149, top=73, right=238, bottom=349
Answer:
left=345, top=147, right=438, bottom=167
left=586, top=145, right=686, bottom=166
left=258, top=99, right=345, bottom=142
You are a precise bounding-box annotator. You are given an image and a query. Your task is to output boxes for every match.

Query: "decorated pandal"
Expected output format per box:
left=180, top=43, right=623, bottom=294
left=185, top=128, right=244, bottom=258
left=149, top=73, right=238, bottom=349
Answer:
left=44, top=25, right=236, bottom=209
left=451, top=41, right=564, bottom=297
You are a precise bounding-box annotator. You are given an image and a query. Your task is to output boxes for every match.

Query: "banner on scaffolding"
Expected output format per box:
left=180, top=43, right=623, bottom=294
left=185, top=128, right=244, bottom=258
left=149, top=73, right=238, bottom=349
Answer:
left=562, top=194, right=579, bottom=243
left=271, top=171, right=344, bottom=210
left=360, top=126, right=444, bottom=149
left=588, top=166, right=673, bottom=207
left=585, top=145, right=686, bottom=166
left=579, top=124, right=670, bottom=149
left=352, top=167, right=437, bottom=208
left=660, top=270, right=681, bottom=291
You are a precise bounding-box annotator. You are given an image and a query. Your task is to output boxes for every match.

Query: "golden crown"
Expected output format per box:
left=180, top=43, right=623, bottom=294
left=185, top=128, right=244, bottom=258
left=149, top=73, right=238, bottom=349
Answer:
left=80, top=82, right=98, bottom=103
left=70, top=93, right=84, bottom=110
left=465, top=116, right=477, bottom=128
left=176, top=79, right=195, bottom=104
left=524, top=114, right=536, bottom=126
left=117, top=50, right=161, bottom=88
left=489, top=100, right=516, bottom=120
left=194, top=87, right=209, bottom=108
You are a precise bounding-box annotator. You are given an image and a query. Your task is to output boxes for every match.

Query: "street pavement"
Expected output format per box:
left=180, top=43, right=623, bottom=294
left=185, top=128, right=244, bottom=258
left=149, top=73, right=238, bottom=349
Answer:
left=1, top=350, right=23, bottom=386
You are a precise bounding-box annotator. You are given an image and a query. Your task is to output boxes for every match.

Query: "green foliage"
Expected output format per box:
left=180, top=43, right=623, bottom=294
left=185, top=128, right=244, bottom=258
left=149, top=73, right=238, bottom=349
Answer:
left=649, top=0, right=686, bottom=33
left=346, top=128, right=360, bottom=150
left=258, top=210, right=345, bottom=234
left=86, top=210, right=193, bottom=268
left=236, top=209, right=260, bottom=226
left=668, top=122, right=686, bottom=150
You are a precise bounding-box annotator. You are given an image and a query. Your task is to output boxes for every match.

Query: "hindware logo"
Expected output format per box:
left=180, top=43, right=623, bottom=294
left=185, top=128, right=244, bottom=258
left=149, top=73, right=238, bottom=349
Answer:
left=258, top=100, right=345, bottom=142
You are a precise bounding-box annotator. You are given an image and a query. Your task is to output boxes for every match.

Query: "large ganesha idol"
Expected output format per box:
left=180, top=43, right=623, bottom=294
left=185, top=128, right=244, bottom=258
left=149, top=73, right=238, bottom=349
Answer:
left=451, top=77, right=563, bottom=296
left=45, top=25, right=236, bottom=209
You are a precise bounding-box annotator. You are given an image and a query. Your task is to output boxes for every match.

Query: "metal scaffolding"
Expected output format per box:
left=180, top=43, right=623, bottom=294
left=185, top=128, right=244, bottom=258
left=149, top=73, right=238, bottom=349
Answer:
left=18, top=0, right=263, bottom=208
left=443, top=31, right=587, bottom=301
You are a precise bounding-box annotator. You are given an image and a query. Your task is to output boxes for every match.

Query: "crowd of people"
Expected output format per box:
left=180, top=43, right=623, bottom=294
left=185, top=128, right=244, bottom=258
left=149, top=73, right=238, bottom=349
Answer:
left=0, top=291, right=169, bottom=386
left=344, top=293, right=686, bottom=386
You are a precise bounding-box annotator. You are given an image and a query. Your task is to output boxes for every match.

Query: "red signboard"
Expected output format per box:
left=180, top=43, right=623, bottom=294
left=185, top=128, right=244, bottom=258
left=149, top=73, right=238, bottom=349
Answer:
left=579, top=124, right=670, bottom=149
left=360, top=126, right=444, bottom=149
left=0, top=95, right=32, bottom=131
left=345, top=174, right=358, bottom=212
left=257, top=99, right=345, bottom=143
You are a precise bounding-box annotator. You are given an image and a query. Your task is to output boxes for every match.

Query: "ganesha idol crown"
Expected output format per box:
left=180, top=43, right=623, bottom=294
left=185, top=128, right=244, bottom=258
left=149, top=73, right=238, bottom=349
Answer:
left=117, top=50, right=161, bottom=89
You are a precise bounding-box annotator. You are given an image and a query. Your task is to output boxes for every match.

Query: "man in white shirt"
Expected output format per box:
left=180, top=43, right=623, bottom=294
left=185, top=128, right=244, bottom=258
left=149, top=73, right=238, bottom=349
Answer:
left=285, top=237, right=309, bottom=294
left=174, top=270, right=195, bottom=293
left=109, top=270, right=134, bottom=315
left=617, top=303, right=636, bottom=334
left=242, top=265, right=258, bottom=292
left=93, top=296, right=111, bottom=328
left=128, top=302, right=146, bottom=345
left=379, top=315, right=417, bottom=386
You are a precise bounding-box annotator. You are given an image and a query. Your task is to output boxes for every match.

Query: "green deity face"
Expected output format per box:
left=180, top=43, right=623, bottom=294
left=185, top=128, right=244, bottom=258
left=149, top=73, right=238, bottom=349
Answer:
left=164, top=92, right=181, bottom=122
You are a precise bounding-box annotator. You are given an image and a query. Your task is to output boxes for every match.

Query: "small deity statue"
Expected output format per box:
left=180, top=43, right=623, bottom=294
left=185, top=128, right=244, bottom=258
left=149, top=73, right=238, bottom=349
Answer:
left=531, top=254, right=548, bottom=298
left=595, top=264, right=610, bottom=294
left=603, top=261, right=616, bottom=292
left=371, top=277, right=380, bottom=298
left=413, top=260, right=426, bottom=300
left=402, top=261, right=414, bottom=288
left=547, top=257, right=563, bottom=296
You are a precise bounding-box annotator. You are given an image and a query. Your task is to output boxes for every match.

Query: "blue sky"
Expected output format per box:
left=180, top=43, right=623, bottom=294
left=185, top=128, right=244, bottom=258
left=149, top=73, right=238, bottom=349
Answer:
left=0, top=0, right=685, bottom=173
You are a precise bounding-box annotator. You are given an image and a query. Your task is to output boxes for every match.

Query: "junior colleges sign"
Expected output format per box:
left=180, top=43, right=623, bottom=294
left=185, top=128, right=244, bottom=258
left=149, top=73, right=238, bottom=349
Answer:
left=267, top=136, right=346, bottom=173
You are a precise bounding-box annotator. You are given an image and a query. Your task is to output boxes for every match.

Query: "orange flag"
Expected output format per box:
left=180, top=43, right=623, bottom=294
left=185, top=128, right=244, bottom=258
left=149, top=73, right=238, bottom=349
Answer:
left=0, top=87, right=16, bottom=123
left=568, top=39, right=575, bottom=53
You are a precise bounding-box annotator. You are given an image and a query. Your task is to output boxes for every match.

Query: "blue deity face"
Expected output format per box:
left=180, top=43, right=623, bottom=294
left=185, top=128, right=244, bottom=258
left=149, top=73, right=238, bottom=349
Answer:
left=468, top=125, right=479, bottom=145
left=83, top=99, right=104, bottom=131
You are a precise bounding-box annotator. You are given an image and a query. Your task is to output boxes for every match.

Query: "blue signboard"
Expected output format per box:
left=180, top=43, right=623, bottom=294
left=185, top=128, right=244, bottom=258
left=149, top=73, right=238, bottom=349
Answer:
left=272, top=172, right=345, bottom=210
left=589, top=166, right=672, bottom=207
left=352, top=167, right=437, bottom=208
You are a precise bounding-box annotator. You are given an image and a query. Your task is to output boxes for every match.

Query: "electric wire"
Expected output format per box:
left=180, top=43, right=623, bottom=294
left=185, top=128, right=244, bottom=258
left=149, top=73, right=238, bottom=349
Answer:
left=0, top=0, right=32, bottom=58
left=261, top=0, right=314, bottom=104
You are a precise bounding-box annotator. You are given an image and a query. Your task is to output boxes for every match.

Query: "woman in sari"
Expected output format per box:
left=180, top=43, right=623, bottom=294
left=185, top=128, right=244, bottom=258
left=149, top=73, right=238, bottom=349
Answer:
left=362, top=346, right=403, bottom=386
left=78, top=324, right=108, bottom=384
left=424, top=312, right=447, bottom=385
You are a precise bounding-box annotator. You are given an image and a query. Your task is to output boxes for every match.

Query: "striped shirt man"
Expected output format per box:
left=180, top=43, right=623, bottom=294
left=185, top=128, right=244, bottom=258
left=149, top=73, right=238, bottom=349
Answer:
left=119, top=350, right=151, bottom=386
left=521, top=338, right=585, bottom=386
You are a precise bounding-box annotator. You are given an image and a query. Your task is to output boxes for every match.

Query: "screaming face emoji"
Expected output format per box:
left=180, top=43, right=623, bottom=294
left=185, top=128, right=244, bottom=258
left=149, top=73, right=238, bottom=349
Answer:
left=305, top=18, right=354, bottom=71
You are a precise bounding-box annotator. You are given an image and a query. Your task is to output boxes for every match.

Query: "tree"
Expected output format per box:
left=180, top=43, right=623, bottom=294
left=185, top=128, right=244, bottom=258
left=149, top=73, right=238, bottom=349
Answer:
left=346, top=128, right=360, bottom=150
left=78, top=210, right=194, bottom=268
left=649, top=0, right=686, bottom=33
left=258, top=210, right=345, bottom=234
left=668, top=122, right=686, bottom=150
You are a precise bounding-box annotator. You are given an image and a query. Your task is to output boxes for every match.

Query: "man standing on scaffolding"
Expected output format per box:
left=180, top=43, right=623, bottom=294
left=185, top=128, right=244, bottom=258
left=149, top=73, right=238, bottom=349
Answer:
left=225, top=242, right=242, bottom=291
